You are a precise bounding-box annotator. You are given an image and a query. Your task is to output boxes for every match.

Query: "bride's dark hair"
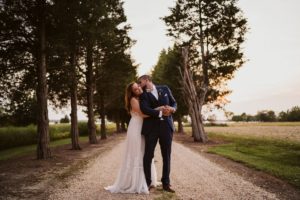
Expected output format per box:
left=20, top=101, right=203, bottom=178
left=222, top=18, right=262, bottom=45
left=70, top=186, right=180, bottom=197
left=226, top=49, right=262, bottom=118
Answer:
left=125, top=82, right=138, bottom=113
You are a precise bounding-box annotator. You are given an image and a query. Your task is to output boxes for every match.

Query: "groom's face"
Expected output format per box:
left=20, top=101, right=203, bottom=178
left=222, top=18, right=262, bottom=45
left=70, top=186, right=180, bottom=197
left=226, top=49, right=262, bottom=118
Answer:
left=138, top=79, right=147, bottom=88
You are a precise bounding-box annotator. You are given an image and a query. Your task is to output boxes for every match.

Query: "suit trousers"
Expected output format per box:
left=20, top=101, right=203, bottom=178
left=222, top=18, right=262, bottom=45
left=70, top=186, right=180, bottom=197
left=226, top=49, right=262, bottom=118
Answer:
left=143, top=119, right=173, bottom=186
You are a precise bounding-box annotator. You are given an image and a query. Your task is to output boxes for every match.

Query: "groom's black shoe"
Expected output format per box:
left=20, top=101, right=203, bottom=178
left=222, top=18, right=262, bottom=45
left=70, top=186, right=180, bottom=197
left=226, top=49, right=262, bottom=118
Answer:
left=163, top=185, right=175, bottom=193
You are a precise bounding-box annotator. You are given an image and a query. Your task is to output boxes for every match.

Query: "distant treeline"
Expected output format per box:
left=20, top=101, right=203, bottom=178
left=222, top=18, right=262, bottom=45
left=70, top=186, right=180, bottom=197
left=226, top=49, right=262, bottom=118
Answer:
left=232, top=106, right=300, bottom=122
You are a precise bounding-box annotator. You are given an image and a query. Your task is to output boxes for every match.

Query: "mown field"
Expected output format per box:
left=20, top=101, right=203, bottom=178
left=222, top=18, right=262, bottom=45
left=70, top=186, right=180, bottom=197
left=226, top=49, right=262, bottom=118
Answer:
left=205, top=122, right=300, bottom=142
left=187, top=122, right=300, bottom=189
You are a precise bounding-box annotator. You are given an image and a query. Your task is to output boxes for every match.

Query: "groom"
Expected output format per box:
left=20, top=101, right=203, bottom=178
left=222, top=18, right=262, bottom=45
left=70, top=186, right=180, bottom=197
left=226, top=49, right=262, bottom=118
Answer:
left=138, top=75, right=177, bottom=193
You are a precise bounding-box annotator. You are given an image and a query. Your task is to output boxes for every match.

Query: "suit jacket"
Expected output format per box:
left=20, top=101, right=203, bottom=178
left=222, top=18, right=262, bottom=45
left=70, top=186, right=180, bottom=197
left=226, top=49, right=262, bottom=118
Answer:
left=139, top=85, right=177, bottom=136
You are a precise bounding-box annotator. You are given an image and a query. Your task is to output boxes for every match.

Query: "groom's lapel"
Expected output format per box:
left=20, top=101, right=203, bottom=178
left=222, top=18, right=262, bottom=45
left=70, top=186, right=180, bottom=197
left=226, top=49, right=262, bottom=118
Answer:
left=145, top=90, right=159, bottom=106
left=148, top=92, right=159, bottom=103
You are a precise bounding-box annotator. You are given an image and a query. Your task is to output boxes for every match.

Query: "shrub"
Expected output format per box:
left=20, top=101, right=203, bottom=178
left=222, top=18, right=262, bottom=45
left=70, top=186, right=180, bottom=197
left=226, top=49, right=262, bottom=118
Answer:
left=0, top=125, right=37, bottom=150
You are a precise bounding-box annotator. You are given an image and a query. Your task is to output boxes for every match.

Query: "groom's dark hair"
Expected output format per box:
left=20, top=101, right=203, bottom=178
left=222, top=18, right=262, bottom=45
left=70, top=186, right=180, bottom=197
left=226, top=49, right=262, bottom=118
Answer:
left=137, top=74, right=152, bottom=83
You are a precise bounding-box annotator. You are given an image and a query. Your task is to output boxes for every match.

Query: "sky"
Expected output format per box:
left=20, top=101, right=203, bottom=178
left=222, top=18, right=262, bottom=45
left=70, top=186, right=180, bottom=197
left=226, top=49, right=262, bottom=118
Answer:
left=49, top=0, right=300, bottom=120
left=123, top=0, right=300, bottom=115
left=226, top=0, right=300, bottom=114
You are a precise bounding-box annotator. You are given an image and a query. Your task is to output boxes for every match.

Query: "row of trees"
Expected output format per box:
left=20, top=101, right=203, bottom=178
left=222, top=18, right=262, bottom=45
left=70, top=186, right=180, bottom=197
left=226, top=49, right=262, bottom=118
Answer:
left=0, top=0, right=249, bottom=157
left=0, top=0, right=136, bottom=158
left=231, top=106, right=300, bottom=122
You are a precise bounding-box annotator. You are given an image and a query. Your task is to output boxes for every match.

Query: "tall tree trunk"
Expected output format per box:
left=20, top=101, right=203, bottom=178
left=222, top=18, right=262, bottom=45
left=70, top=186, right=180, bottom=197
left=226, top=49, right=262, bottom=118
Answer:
left=115, top=113, right=121, bottom=133
left=180, top=47, right=208, bottom=143
left=198, top=0, right=209, bottom=86
left=86, top=42, right=98, bottom=144
left=189, top=99, right=207, bottom=142
left=70, top=51, right=81, bottom=150
left=36, top=0, right=51, bottom=159
left=177, top=117, right=184, bottom=134
left=115, top=120, right=121, bottom=133
left=196, top=1, right=209, bottom=142
left=100, top=95, right=106, bottom=139
left=121, top=120, right=126, bottom=132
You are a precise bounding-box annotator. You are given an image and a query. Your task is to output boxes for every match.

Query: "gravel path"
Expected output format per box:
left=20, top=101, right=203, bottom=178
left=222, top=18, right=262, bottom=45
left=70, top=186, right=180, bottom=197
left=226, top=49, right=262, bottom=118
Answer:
left=49, top=139, right=279, bottom=200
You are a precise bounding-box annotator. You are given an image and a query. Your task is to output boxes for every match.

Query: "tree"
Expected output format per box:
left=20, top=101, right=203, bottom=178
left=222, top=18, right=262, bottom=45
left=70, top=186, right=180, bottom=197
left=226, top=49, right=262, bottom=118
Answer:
left=256, top=110, right=276, bottom=122
left=9, top=94, right=37, bottom=126
left=101, top=53, right=136, bottom=136
left=60, top=115, right=70, bottom=123
left=0, top=0, right=38, bottom=128
left=93, top=0, right=136, bottom=138
left=231, top=115, right=243, bottom=122
left=152, top=46, right=189, bottom=133
left=0, top=0, right=52, bottom=158
left=231, top=112, right=256, bottom=122
left=163, top=0, right=247, bottom=142
left=36, top=0, right=51, bottom=159
left=287, top=106, right=300, bottom=121
left=279, top=106, right=300, bottom=122
left=47, top=0, right=84, bottom=150
left=79, top=0, right=112, bottom=144
left=96, top=52, right=137, bottom=136
left=278, top=111, right=288, bottom=122
left=180, top=47, right=208, bottom=140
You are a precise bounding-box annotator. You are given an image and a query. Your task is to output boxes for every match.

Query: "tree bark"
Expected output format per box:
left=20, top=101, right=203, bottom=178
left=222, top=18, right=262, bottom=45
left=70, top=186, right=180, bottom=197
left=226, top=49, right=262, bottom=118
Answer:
left=177, top=117, right=184, bottom=134
left=86, top=42, right=98, bottom=144
left=115, top=120, right=121, bottom=133
left=100, top=116, right=106, bottom=139
left=36, top=0, right=51, bottom=159
left=115, top=113, right=122, bottom=133
left=70, top=51, right=81, bottom=150
left=180, top=47, right=208, bottom=143
left=100, top=95, right=106, bottom=139
left=121, top=120, right=126, bottom=132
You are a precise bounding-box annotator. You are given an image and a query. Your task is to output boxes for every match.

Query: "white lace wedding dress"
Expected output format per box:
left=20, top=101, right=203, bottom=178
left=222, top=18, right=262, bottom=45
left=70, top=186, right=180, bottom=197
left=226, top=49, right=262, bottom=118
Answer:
left=105, top=111, right=158, bottom=194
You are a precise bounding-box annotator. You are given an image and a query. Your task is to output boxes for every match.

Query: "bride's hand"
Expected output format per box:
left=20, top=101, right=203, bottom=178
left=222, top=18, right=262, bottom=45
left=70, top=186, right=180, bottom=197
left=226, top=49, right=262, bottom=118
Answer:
left=154, top=106, right=166, bottom=111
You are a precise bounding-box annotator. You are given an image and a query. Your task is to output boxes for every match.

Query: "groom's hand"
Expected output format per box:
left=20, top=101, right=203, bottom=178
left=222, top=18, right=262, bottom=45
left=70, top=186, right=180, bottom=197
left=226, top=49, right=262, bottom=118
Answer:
left=166, top=106, right=176, bottom=113
left=162, top=106, right=173, bottom=116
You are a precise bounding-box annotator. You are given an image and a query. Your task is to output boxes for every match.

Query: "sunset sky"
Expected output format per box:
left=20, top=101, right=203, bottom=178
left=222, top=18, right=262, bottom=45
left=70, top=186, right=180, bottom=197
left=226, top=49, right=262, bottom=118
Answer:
left=50, top=0, right=300, bottom=120
left=123, top=0, right=300, bottom=115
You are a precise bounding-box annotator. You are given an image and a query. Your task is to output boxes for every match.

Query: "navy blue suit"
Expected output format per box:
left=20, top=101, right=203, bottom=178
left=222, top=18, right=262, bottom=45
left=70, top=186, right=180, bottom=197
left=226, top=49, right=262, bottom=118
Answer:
left=140, top=85, right=177, bottom=186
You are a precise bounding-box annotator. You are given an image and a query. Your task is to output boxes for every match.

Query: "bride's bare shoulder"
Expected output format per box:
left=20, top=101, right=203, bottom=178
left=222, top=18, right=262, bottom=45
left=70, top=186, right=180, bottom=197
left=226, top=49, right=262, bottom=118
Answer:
left=130, top=97, right=139, bottom=104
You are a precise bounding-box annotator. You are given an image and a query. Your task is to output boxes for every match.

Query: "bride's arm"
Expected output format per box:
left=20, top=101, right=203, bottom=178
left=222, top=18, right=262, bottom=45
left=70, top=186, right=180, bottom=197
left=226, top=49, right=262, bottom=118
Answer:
left=130, top=98, right=149, bottom=118
left=154, top=106, right=165, bottom=111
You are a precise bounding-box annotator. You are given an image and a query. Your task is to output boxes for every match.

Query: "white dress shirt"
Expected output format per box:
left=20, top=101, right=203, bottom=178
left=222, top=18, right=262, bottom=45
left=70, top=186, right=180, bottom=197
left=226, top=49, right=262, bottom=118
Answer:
left=150, top=85, right=162, bottom=118
left=151, top=85, right=159, bottom=100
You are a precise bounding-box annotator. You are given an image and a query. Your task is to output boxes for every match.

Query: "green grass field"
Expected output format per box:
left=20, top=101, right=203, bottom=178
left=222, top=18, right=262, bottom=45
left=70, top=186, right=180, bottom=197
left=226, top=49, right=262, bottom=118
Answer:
left=184, top=122, right=300, bottom=189
left=207, top=132, right=300, bottom=188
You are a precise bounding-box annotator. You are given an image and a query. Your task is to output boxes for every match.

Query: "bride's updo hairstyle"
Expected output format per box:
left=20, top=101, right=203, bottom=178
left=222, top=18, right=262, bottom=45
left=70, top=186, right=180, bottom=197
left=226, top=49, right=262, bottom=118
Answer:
left=125, top=82, right=137, bottom=113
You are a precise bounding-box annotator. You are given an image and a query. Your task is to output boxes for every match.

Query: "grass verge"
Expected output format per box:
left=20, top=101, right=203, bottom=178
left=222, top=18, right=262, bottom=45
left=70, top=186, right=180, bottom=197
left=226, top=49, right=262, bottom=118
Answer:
left=0, top=122, right=117, bottom=150
left=0, top=136, right=89, bottom=161
left=207, top=132, right=300, bottom=189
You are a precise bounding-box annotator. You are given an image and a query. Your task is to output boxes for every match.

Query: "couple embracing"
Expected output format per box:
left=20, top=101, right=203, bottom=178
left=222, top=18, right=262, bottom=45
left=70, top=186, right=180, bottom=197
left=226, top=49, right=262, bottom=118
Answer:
left=105, top=75, right=177, bottom=194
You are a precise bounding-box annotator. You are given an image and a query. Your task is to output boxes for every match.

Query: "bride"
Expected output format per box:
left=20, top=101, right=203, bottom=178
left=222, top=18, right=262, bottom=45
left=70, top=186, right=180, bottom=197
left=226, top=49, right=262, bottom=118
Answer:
left=105, top=82, right=159, bottom=194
